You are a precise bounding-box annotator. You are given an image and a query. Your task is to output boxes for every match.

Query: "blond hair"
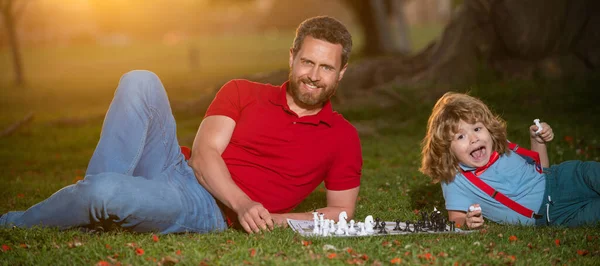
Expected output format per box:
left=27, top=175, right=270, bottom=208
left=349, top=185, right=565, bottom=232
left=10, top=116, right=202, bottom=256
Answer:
left=419, top=92, right=509, bottom=183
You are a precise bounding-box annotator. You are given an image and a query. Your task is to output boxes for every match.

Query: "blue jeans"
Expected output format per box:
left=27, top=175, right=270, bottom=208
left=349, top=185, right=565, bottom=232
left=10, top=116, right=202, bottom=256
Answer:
left=0, top=70, right=227, bottom=234
left=536, top=160, right=600, bottom=227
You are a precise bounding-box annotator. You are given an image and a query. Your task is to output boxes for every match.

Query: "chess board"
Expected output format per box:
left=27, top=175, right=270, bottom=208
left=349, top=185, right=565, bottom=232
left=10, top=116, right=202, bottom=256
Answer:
left=287, top=219, right=471, bottom=237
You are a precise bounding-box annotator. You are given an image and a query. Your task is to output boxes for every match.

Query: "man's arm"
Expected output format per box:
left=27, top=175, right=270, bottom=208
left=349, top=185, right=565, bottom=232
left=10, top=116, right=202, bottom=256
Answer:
left=188, top=115, right=274, bottom=234
left=270, top=186, right=360, bottom=225
left=529, top=122, right=554, bottom=168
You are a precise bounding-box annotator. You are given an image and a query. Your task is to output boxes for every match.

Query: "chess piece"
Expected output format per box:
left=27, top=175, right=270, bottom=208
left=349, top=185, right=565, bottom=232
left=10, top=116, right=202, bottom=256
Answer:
left=374, top=217, right=381, bottom=229
left=337, top=211, right=348, bottom=230
left=404, top=221, right=411, bottom=232
left=364, top=215, right=374, bottom=233
left=348, top=220, right=357, bottom=235
left=313, top=218, right=320, bottom=234
left=322, top=220, right=330, bottom=237
left=329, top=220, right=336, bottom=233
left=450, top=221, right=456, bottom=231
left=393, top=219, right=402, bottom=231
left=312, top=210, right=319, bottom=221
left=378, top=221, right=388, bottom=234
left=357, top=222, right=367, bottom=236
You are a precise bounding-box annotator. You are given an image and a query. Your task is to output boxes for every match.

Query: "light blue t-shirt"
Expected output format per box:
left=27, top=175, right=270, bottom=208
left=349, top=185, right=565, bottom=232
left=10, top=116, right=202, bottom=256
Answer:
left=441, top=151, right=546, bottom=225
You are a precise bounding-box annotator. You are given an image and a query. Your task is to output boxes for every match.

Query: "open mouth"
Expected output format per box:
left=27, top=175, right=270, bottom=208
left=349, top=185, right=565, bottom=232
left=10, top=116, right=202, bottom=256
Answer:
left=470, top=146, right=486, bottom=161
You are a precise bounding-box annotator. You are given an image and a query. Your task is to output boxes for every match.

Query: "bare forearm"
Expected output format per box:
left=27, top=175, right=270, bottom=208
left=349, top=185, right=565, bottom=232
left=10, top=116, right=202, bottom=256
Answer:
left=279, top=206, right=355, bottom=221
left=188, top=150, right=250, bottom=211
left=530, top=140, right=549, bottom=168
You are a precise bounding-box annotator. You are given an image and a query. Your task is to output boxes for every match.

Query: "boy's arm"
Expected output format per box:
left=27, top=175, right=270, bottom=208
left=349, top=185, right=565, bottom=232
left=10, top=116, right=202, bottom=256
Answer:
left=529, top=122, right=555, bottom=168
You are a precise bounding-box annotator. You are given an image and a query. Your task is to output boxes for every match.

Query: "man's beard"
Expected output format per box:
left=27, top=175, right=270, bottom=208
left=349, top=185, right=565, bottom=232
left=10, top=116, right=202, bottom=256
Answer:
left=288, top=71, right=338, bottom=107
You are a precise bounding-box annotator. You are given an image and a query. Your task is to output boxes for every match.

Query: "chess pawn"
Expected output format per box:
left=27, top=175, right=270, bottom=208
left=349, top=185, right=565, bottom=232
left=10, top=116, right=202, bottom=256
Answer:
left=321, top=220, right=329, bottom=237
left=335, top=223, right=345, bottom=235
left=364, top=215, right=374, bottom=233
left=313, top=218, right=320, bottom=234
left=337, top=211, right=348, bottom=229
left=329, top=220, right=336, bottom=233
left=348, top=220, right=357, bottom=235
left=357, top=222, right=367, bottom=236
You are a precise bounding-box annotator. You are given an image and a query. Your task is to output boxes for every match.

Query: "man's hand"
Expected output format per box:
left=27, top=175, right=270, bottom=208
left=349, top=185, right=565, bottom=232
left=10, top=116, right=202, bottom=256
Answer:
left=235, top=199, right=274, bottom=234
left=270, top=213, right=289, bottom=228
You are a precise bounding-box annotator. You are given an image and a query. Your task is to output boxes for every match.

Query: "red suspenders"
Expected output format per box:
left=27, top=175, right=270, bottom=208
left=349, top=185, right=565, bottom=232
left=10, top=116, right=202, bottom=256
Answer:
left=459, top=142, right=543, bottom=219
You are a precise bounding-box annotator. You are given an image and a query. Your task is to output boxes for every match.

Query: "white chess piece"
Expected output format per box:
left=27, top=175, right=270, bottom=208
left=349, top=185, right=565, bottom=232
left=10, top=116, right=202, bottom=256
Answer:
left=337, top=211, right=348, bottom=230
left=364, top=215, right=374, bottom=233
left=329, top=220, right=336, bottom=233
left=313, top=218, right=320, bottom=234
left=357, top=222, right=367, bottom=236
left=534, top=119, right=543, bottom=134
left=321, top=220, right=329, bottom=236
left=312, top=211, right=319, bottom=221
left=469, top=205, right=482, bottom=212
left=348, top=220, right=357, bottom=235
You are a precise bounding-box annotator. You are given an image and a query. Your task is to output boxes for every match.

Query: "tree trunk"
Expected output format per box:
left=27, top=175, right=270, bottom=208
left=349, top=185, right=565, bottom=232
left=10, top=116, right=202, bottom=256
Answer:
left=2, top=3, right=25, bottom=87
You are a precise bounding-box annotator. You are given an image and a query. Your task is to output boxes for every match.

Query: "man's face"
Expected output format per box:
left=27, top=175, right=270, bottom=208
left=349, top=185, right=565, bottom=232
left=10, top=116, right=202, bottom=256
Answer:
left=450, top=120, right=494, bottom=168
left=288, top=36, right=347, bottom=108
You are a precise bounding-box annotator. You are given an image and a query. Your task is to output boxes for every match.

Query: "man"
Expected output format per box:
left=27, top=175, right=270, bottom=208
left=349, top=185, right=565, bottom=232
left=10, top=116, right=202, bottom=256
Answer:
left=0, top=16, right=362, bottom=234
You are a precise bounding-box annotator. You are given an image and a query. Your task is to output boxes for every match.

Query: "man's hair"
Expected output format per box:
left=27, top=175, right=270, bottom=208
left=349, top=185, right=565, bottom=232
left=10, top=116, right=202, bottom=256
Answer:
left=291, top=16, right=352, bottom=68
left=419, top=92, right=509, bottom=183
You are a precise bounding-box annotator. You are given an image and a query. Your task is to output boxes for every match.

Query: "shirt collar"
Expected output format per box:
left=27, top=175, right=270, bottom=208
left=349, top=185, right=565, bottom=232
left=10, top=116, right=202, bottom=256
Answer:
left=269, top=81, right=334, bottom=126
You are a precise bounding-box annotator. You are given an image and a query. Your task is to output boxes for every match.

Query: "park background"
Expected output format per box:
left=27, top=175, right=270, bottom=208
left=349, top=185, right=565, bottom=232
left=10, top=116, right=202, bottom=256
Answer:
left=1, top=0, right=599, bottom=265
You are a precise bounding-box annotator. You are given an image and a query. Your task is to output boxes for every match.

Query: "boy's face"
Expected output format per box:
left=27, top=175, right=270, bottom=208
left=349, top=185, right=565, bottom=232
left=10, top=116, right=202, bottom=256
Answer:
left=450, top=120, right=494, bottom=168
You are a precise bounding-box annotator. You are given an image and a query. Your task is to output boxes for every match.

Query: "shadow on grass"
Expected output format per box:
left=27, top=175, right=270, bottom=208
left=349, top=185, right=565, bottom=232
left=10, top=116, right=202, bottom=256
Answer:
left=408, top=181, right=446, bottom=213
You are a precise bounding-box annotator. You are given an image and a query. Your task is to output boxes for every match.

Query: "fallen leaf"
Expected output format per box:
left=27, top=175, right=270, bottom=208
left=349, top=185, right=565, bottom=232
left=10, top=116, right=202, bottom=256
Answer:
left=301, top=240, right=311, bottom=246
left=327, top=253, right=337, bottom=259
left=249, top=248, right=256, bottom=257
left=95, top=261, right=111, bottom=266
left=105, top=244, right=112, bottom=250
left=418, top=253, right=433, bottom=261
left=159, top=256, right=179, bottom=265
left=577, top=250, right=589, bottom=256
left=152, top=234, right=159, bottom=243
left=323, top=244, right=337, bottom=251
left=390, top=257, right=402, bottom=264
left=136, top=248, right=145, bottom=255
left=175, top=250, right=182, bottom=255
left=19, top=243, right=29, bottom=249
left=554, top=239, right=560, bottom=246
left=17, top=193, right=24, bottom=198
left=509, top=235, right=518, bottom=242
left=125, top=242, right=136, bottom=248
left=2, top=245, right=10, bottom=252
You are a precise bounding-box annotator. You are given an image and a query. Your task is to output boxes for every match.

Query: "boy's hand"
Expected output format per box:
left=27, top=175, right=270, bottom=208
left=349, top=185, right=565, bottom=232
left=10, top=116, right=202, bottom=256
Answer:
left=530, top=121, right=554, bottom=144
left=466, top=204, right=484, bottom=229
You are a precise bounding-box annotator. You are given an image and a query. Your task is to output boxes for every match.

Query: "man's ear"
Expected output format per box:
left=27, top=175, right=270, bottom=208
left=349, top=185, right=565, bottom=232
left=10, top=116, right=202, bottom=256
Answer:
left=338, top=63, right=348, bottom=81
left=289, top=48, right=294, bottom=68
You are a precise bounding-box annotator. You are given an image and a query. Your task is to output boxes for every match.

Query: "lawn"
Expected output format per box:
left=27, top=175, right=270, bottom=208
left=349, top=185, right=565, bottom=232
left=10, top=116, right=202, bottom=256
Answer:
left=1, top=26, right=600, bottom=265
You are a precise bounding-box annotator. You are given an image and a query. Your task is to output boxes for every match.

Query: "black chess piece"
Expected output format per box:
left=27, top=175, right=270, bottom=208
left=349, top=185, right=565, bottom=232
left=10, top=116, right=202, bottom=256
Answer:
left=374, top=217, right=381, bottom=229
left=393, top=219, right=402, bottom=231
left=404, top=220, right=411, bottom=232
left=450, top=221, right=456, bottom=231
left=378, top=221, right=388, bottom=234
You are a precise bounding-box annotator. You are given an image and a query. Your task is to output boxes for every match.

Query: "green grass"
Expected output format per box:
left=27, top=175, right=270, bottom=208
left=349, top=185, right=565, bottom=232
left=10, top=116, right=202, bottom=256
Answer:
left=2, top=27, right=600, bottom=265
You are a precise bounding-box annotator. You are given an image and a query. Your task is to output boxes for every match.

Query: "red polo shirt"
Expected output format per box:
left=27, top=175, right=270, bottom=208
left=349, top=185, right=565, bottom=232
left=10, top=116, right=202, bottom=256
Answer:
left=204, top=79, right=362, bottom=215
